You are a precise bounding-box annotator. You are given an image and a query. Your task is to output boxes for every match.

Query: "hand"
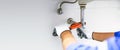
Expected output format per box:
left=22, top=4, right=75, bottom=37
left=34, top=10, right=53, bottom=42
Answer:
left=69, top=22, right=93, bottom=39
left=54, top=23, right=70, bottom=37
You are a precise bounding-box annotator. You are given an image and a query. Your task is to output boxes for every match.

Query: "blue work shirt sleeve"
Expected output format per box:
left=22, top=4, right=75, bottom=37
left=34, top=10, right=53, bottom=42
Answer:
left=107, top=31, right=120, bottom=50
left=66, top=42, right=98, bottom=50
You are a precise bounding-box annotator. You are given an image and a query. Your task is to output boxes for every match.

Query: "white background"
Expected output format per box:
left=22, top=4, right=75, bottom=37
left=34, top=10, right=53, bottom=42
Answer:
left=0, top=0, right=120, bottom=50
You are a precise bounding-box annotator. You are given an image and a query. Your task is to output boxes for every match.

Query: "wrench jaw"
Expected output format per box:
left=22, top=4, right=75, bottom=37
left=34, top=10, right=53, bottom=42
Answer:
left=67, top=18, right=88, bottom=39
left=77, top=28, right=88, bottom=39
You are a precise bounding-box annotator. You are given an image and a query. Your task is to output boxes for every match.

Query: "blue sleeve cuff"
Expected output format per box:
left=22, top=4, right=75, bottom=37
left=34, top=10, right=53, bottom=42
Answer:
left=114, top=31, right=120, bottom=37
left=66, top=43, right=80, bottom=50
left=66, top=42, right=98, bottom=50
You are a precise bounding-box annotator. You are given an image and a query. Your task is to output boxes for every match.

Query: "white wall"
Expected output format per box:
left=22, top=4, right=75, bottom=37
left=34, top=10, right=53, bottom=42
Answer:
left=0, top=0, right=120, bottom=50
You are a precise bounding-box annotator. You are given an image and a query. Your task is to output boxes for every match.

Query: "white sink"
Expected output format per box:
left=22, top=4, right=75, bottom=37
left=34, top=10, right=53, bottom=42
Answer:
left=78, top=0, right=94, bottom=4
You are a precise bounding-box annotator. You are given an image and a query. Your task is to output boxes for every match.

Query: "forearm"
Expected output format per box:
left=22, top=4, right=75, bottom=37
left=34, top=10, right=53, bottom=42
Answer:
left=92, top=32, right=114, bottom=41
left=60, top=30, right=77, bottom=50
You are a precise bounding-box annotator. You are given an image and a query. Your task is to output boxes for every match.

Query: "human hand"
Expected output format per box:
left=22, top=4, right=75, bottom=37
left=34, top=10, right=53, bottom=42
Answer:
left=53, top=23, right=70, bottom=37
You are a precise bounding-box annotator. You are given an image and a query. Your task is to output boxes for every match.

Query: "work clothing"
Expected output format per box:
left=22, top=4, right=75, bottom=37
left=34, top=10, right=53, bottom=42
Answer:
left=66, top=31, right=120, bottom=50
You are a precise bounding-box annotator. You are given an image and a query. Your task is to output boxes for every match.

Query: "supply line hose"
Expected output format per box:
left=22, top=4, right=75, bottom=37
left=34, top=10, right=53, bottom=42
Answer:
left=57, top=0, right=78, bottom=14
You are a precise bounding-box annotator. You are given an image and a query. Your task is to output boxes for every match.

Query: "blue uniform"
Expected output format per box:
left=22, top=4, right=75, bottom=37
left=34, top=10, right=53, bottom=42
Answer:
left=66, top=31, right=120, bottom=50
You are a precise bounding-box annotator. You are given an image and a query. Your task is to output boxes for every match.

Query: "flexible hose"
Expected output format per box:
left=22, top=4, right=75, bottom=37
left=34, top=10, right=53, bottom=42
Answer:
left=60, top=0, right=78, bottom=8
left=57, top=0, right=78, bottom=14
